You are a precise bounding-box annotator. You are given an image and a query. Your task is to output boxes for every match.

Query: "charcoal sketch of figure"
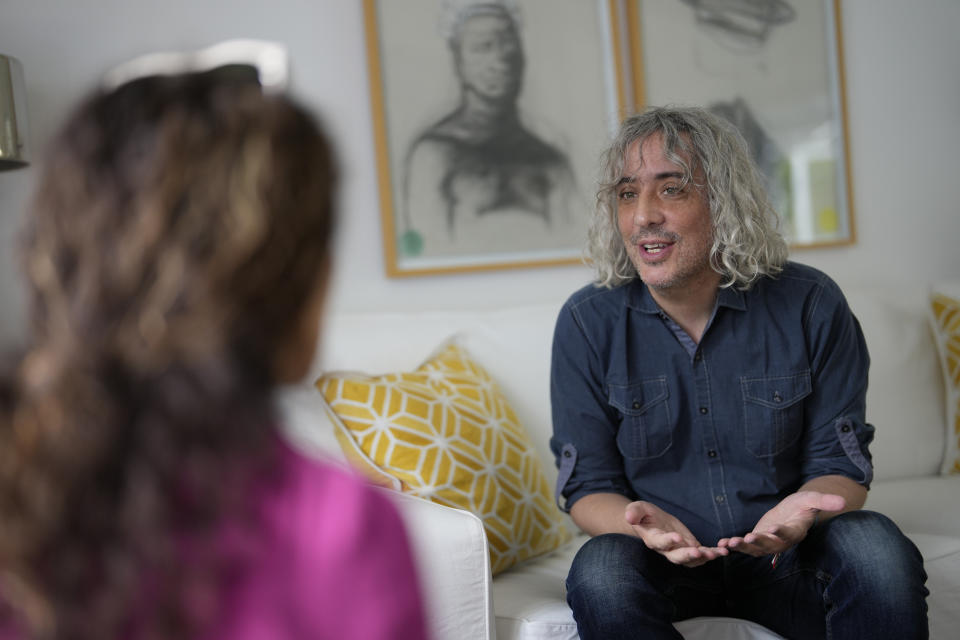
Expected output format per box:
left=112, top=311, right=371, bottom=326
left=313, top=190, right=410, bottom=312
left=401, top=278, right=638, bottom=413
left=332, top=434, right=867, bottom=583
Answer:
left=678, top=0, right=795, bottom=49
left=400, top=1, right=584, bottom=259
left=670, top=1, right=797, bottom=226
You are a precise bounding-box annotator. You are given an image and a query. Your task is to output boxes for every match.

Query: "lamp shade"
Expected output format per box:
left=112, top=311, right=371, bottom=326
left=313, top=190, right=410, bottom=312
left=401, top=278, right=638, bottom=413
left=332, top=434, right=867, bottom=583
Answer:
left=0, top=53, right=29, bottom=170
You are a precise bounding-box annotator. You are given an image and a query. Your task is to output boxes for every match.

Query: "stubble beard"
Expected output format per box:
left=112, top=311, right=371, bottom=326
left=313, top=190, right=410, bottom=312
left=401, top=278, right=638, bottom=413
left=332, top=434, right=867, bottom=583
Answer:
left=626, top=236, right=715, bottom=294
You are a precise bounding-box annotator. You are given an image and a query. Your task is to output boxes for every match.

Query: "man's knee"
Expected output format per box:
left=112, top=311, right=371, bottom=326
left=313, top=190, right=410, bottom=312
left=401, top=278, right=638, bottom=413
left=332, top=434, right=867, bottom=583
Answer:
left=567, top=534, right=657, bottom=604
left=815, top=510, right=927, bottom=596
left=810, top=511, right=929, bottom=635
left=820, top=511, right=921, bottom=562
left=566, top=534, right=685, bottom=637
left=569, top=534, right=643, bottom=584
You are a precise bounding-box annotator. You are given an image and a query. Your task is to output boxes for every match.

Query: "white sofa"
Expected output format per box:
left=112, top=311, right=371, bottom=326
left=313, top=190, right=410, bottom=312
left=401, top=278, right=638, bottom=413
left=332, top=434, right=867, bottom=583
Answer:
left=279, top=281, right=960, bottom=640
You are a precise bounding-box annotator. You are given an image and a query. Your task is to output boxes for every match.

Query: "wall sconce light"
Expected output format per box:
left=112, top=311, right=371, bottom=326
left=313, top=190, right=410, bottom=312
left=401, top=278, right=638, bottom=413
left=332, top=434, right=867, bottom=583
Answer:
left=0, top=53, right=29, bottom=171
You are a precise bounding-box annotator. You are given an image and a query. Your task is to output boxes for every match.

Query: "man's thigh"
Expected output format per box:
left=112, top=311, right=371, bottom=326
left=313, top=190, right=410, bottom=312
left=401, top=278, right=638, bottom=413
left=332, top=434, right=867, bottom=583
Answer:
left=726, top=511, right=928, bottom=640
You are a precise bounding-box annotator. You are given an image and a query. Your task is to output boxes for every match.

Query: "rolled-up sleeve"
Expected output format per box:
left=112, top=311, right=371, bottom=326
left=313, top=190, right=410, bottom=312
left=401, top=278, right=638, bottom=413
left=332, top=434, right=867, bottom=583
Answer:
left=799, top=277, right=875, bottom=487
left=549, top=301, right=633, bottom=512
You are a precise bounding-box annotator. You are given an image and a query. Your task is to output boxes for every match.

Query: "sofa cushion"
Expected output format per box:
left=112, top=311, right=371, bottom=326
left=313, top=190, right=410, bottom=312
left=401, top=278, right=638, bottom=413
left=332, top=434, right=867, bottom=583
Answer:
left=868, top=475, right=960, bottom=538
left=316, top=339, right=571, bottom=574
left=929, top=285, right=960, bottom=474
left=845, top=288, right=945, bottom=480
left=310, top=303, right=568, bottom=490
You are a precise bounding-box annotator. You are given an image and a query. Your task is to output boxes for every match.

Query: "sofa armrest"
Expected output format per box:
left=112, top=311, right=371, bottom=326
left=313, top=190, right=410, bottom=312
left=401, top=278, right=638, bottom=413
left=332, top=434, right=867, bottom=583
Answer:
left=384, top=490, right=496, bottom=640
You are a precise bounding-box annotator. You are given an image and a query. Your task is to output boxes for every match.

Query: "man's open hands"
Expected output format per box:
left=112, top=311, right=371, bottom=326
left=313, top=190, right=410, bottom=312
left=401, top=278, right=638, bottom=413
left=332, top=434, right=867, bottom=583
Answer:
left=625, top=492, right=846, bottom=566
left=717, top=491, right=846, bottom=557
left=625, top=501, right=728, bottom=567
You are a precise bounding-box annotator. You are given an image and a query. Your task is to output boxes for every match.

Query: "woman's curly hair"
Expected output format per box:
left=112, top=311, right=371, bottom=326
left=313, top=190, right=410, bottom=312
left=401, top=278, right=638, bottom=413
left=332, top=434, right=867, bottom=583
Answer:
left=587, top=106, right=788, bottom=290
left=0, top=72, right=336, bottom=638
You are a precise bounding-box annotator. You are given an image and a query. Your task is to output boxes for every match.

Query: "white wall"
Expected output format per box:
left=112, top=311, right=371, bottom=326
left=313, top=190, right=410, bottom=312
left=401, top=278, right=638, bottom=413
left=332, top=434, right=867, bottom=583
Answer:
left=1, top=0, right=958, bottom=348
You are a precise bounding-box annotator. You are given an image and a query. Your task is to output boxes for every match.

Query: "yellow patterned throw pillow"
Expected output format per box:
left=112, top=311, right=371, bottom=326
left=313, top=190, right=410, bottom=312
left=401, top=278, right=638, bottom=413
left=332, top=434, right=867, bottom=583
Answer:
left=931, top=291, right=960, bottom=474
left=316, top=341, right=571, bottom=574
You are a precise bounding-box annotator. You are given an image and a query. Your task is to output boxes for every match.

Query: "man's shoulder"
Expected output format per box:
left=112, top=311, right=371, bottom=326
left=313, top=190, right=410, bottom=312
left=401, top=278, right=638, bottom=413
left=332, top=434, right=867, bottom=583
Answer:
left=777, top=261, right=835, bottom=285
left=563, top=281, right=632, bottom=316
left=751, top=262, right=851, bottom=321
left=555, top=281, right=634, bottom=342
left=759, top=262, right=843, bottom=298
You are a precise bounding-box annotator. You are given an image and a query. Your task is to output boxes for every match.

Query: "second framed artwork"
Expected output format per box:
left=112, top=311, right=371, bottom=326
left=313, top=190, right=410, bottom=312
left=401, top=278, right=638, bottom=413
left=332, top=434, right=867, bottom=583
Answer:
left=626, top=0, right=855, bottom=248
left=365, top=0, right=627, bottom=277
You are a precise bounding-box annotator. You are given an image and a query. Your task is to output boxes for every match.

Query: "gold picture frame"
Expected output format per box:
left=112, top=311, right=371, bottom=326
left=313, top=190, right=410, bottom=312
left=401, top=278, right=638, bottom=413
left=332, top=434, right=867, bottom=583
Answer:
left=625, top=0, right=856, bottom=248
left=365, top=0, right=629, bottom=277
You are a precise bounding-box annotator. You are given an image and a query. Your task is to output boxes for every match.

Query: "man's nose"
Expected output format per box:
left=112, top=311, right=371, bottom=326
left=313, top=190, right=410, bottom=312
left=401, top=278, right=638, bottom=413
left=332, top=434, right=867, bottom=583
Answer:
left=632, top=192, right=665, bottom=228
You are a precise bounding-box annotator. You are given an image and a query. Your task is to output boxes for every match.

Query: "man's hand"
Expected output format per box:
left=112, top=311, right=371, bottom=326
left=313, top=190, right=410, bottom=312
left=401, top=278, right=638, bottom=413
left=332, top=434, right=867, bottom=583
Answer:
left=625, top=501, right=728, bottom=567
left=717, top=491, right=846, bottom=557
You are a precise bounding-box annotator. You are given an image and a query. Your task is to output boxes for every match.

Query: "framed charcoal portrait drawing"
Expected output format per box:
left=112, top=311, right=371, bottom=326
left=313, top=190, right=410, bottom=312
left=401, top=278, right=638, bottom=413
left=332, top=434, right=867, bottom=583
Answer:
left=365, top=0, right=628, bottom=276
left=627, top=0, right=855, bottom=247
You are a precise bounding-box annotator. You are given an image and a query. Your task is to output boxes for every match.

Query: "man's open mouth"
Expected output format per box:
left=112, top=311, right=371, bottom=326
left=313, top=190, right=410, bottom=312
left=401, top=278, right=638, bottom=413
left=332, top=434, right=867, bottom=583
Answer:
left=643, top=243, right=670, bottom=254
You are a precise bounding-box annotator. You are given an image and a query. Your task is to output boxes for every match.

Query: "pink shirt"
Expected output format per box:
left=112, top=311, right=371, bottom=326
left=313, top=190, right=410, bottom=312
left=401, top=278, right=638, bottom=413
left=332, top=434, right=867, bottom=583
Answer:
left=204, top=440, right=430, bottom=639
left=1, top=439, right=429, bottom=639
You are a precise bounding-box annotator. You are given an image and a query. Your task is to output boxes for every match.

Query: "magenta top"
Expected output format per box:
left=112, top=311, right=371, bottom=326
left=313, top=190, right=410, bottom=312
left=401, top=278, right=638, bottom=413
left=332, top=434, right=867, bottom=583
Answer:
left=0, top=439, right=430, bottom=640
left=201, top=439, right=430, bottom=639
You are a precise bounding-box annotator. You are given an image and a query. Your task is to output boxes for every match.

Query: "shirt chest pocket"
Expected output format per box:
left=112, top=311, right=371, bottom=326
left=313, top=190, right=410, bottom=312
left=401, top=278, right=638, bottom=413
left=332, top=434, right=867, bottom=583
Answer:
left=740, top=371, right=811, bottom=458
left=609, top=377, right=672, bottom=460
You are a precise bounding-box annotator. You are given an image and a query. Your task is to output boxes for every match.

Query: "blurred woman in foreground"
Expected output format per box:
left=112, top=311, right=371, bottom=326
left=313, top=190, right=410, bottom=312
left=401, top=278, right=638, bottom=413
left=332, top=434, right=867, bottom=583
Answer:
left=0, top=70, right=428, bottom=639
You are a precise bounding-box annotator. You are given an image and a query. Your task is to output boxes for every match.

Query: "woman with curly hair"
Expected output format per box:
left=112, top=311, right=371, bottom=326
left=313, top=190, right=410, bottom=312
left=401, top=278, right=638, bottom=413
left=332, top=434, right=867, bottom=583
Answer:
left=0, top=71, right=428, bottom=639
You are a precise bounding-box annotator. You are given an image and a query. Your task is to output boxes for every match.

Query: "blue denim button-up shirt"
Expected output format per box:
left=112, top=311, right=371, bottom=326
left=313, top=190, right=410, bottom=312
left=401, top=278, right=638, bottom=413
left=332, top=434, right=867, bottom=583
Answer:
left=550, top=262, right=874, bottom=544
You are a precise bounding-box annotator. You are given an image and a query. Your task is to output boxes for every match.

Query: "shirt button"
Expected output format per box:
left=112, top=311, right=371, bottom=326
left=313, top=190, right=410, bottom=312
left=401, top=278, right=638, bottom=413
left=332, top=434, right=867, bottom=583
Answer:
left=715, top=495, right=726, bottom=504
left=694, top=353, right=702, bottom=363
left=707, top=449, right=717, bottom=458
left=563, top=450, right=572, bottom=458
left=841, top=424, right=852, bottom=433
left=773, top=392, right=783, bottom=403
left=632, top=401, right=641, bottom=410
left=699, top=407, right=708, bottom=415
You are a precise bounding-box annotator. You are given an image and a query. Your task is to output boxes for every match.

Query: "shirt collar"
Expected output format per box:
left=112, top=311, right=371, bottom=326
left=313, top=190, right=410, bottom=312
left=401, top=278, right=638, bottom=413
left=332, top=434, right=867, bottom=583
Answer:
left=625, top=278, right=747, bottom=314
left=718, top=285, right=747, bottom=311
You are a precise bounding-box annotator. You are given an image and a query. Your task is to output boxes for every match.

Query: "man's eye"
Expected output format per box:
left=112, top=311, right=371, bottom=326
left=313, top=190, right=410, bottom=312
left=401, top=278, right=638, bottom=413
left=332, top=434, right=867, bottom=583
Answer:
left=618, top=190, right=637, bottom=201
left=662, top=185, right=682, bottom=196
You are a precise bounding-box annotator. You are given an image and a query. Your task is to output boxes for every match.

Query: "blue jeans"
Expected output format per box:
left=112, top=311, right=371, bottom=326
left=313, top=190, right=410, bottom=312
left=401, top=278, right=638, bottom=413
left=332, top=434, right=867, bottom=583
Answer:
left=566, top=511, right=928, bottom=639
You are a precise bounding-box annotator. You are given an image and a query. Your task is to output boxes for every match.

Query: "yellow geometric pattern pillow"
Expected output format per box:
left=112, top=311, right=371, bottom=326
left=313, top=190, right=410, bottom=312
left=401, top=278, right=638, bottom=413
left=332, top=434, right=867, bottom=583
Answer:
left=931, top=292, right=960, bottom=474
left=315, top=340, right=571, bottom=574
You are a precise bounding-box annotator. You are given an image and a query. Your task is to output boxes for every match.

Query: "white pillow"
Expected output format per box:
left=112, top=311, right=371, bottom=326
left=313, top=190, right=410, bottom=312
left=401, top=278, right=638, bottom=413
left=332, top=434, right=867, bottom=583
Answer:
left=846, top=287, right=945, bottom=480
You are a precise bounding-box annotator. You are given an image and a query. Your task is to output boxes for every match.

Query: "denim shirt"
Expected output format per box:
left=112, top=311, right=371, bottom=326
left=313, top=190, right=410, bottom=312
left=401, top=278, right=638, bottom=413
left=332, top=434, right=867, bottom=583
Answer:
left=550, top=262, right=874, bottom=544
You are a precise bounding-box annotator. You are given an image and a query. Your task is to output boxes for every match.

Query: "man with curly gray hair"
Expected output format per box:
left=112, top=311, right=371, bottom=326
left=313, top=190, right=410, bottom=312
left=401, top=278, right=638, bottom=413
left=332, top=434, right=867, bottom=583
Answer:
left=551, top=106, right=928, bottom=639
left=587, top=105, right=787, bottom=291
